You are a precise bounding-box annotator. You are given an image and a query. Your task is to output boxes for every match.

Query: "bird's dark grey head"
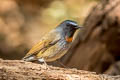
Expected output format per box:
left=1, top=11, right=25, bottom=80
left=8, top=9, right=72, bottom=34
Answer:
left=59, top=20, right=80, bottom=29
left=56, top=20, right=82, bottom=42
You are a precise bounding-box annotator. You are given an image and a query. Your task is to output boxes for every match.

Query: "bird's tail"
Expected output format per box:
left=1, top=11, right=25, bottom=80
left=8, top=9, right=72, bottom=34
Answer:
left=22, top=55, right=37, bottom=62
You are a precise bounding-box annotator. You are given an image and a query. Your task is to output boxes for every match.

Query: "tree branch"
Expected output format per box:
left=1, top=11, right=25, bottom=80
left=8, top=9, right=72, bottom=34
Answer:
left=0, top=59, right=119, bottom=80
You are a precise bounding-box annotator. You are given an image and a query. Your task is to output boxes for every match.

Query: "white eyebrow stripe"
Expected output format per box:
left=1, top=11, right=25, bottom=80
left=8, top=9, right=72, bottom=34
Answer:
left=69, top=22, right=78, bottom=26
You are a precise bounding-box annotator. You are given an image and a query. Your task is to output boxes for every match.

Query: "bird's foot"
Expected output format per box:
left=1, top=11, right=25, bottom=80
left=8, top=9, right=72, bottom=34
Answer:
left=38, top=58, right=50, bottom=70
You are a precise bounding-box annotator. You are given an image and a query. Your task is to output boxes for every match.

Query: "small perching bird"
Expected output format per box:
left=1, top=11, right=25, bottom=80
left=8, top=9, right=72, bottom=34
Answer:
left=22, top=20, right=82, bottom=64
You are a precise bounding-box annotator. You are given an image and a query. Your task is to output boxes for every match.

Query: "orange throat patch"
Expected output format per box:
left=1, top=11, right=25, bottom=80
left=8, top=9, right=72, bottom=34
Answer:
left=65, top=37, right=73, bottom=42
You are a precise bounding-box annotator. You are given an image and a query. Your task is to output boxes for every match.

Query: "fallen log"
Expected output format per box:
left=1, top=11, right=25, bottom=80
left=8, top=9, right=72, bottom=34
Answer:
left=0, top=59, right=119, bottom=80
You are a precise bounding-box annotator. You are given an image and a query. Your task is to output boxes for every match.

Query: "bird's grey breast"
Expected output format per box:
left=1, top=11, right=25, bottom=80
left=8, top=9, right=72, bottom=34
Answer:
left=43, top=27, right=72, bottom=62
left=47, top=39, right=71, bottom=59
left=57, top=39, right=69, bottom=49
left=53, top=27, right=71, bottom=51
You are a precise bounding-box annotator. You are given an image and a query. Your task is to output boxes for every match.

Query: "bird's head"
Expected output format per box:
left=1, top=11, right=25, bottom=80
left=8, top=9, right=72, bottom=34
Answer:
left=57, top=20, right=82, bottom=42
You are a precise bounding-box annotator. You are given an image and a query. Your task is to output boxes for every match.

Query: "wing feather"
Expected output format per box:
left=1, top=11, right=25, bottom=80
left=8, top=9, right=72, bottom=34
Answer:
left=23, top=30, right=60, bottom=60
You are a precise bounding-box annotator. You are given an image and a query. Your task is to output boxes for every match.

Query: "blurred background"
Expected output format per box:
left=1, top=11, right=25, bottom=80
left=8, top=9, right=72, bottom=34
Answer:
left=0, top=0, right=120, bottom=75
left=0, top=0, right=97, bottom=59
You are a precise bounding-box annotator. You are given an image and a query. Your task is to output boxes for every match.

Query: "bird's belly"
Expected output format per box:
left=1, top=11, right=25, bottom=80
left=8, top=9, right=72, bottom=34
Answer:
left=41, top=40, right=71, bottom=62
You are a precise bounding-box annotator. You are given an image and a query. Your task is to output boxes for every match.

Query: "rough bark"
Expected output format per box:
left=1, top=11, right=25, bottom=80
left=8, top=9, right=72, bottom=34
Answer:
left=62, top=0, right=120, bottom=73
left=0, top=59, right=119, bottom=80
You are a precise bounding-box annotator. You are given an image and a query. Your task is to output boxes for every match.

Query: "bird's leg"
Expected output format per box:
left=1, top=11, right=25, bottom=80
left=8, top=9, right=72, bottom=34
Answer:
left=38, top=58, right=49, bottom=70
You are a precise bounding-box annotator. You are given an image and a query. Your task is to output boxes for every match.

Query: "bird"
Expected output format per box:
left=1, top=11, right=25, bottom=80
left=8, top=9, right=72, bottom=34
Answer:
left=22, top=20, right=82, bottom=64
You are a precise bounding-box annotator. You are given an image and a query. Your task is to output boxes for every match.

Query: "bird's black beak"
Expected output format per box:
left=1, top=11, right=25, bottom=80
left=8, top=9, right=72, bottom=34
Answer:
left=75, top=26, right=83, bottom=29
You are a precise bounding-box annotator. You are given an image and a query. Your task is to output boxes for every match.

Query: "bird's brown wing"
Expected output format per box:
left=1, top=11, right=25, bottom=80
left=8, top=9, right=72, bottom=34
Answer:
left=23, top=30, right=60, bottom=60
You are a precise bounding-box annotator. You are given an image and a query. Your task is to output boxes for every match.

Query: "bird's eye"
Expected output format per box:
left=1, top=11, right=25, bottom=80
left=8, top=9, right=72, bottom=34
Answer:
left=66, top=23, right=71, bottom=26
